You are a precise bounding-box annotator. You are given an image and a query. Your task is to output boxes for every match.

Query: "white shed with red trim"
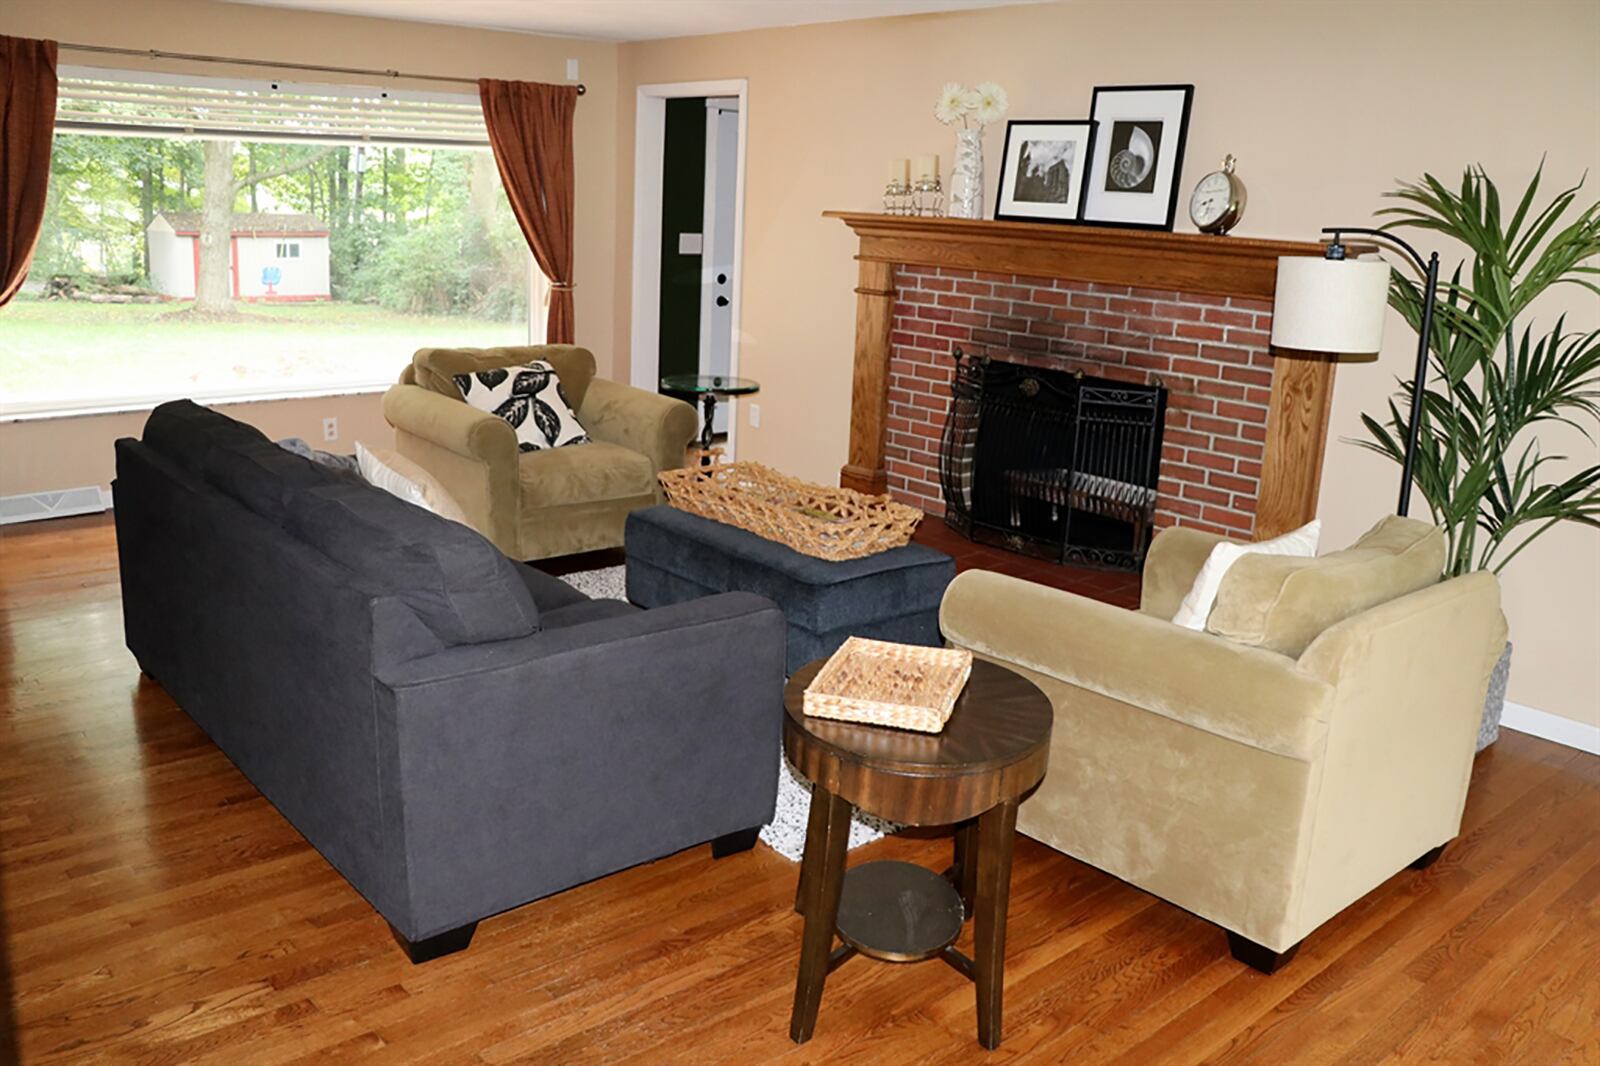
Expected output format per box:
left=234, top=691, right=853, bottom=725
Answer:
left=147, top=212, right=332, bottom=301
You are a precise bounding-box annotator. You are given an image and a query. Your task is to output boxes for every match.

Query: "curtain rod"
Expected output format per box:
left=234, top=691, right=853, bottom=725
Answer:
left=56, top=42, right=587, bottom=95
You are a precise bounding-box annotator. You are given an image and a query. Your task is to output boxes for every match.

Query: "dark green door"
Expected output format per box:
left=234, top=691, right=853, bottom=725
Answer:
left=658, top=97, right=706, bottom=384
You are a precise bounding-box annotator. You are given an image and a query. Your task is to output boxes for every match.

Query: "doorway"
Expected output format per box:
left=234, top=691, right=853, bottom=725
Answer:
left=630, top=80, right=748, bottom=453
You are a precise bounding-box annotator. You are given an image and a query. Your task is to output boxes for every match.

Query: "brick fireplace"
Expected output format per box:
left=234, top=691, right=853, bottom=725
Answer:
left=826, top=212, right=1351, bottom=542
left=885, top=265, right=1277, bottom=538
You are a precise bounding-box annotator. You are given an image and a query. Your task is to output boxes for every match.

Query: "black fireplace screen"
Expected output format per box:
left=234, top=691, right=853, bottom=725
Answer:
left=938, top=348, right=1166, bottom=571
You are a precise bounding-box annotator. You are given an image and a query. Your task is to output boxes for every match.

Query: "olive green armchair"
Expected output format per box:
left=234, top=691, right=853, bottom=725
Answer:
left=383, top=345, right=697, bottom=560
left=939, top=516, right=1506, bottom=971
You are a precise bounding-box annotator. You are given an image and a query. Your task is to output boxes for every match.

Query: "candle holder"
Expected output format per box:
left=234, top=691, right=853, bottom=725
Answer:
left=913, top=176, right=945, bottom=218
left=882, top=179, right=912, bottom=216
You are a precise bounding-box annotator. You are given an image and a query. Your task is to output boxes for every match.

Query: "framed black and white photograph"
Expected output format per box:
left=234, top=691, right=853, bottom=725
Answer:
left=1081, top=84, right=1194, bottom=230
left=993, top=119, right=1097, bottom=224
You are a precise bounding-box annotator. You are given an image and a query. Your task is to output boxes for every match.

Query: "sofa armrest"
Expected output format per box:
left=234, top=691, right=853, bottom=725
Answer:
left=941, top=570, right=1332, bottom=760
left=577, top=377, right=699, bottom=477
left=1139, top=526, right=1233, bottom=619
left=383, top=383, right=520, bottom=555
left=372, top=592, right=785, bottom=939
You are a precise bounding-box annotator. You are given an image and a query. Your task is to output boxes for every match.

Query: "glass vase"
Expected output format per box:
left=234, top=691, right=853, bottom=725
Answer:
left=948, top=127, right=985, bottom=219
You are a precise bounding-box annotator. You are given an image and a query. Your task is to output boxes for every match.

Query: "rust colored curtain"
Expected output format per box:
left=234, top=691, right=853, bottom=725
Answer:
left=479, top=79, right=578, bottom=345
left=0, top=35, right=58, bottom=308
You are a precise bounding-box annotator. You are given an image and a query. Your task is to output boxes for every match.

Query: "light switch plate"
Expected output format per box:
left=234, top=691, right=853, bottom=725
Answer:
left=566, top=58, right=580, bottom=81
left=677, top=232, right=703, bottom=255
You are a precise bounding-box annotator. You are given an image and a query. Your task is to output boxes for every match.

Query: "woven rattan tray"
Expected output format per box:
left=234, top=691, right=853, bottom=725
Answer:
left=802, top=637, right=973, bottom=733
left=658, top=462, right=921, bottom=562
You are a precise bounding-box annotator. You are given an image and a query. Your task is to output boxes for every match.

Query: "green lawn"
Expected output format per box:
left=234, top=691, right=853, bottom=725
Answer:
left=0, top=298, right=529, bottom=411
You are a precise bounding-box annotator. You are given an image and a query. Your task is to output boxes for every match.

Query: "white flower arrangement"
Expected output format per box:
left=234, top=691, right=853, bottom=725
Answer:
left=934, top=80, right=1009, bottom=128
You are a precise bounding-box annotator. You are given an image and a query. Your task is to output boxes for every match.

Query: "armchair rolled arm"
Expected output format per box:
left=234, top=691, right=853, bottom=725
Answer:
left=1139, top=526, right=1232, bottom=618
left=383, top=383, right=520, bottom=555
left=941, top=570, right=1333, bottom=760
left=577, top=378, right=698, bottom=477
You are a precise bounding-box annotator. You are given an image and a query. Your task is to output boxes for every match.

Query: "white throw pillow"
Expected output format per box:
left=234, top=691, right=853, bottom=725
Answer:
left=355, top=441, right=473, bottom=529
left=1170, top=519, right=1322, bottom=631
left=453, top=361, right=591, bottom=453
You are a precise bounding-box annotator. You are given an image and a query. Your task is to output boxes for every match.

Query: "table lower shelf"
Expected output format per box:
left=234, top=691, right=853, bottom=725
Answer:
left=833, top=860, right=971, bottom=974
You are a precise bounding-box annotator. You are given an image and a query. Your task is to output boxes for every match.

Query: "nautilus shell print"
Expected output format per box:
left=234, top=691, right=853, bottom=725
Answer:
left=1108, top=125, right=1156, bottom=190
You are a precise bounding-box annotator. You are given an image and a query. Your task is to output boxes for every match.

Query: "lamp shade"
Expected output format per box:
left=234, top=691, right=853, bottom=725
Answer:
left=1270, top=255, right=1389, bottom=353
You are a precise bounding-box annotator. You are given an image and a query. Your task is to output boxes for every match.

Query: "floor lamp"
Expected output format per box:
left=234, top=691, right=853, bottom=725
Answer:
left=1270, top=228, right=1441, bottom=517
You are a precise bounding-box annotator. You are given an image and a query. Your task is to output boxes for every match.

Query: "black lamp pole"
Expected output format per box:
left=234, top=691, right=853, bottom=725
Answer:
left=1317, top=226, right=1440, bottom=517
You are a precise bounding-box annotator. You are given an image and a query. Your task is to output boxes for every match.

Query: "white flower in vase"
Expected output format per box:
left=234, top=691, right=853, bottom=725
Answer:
left=972, top=82, right=1009, bottom=127
left=935, top=82, right=972, bottom=126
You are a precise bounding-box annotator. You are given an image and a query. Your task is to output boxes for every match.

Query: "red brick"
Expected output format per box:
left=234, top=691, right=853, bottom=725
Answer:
left=1198, top=344, right=1252, bottom=365
left=1216, top=400, right=1267, bottom=422
left=1221, top=365, right=1273, bottom=387
left=954, top=280, right=993, bottom=297
left=933, top=322, right=972, bottom=341
left=938, top=268, right=976, bottom=280
left=1213, top=437, right=1262, bottom=459
left=1241, top=424, right=1267, bottom=443
left=1023, top=289, right=1070, bottom=307
left=1164, top=462, right=1208, bottom=484
left=1175, top=322, right=1226, bottom=342
left=1197, top=379, right=1247, bottom=401
left=1108, top=297, right=1156, bottom=317
left=993, top=284, right=1034, bottom=301
left=1126, top=353, right=1172, bottom=373
left=1182, top=484, right=1233, bottom=506
left=1226, top=328, right=1272, bottom=349
left=920, top=276, right=954, bottom=292
left=1128, top=285, right=1179, bottom=301
left=1178, top=291, right=1229, bottom=306
left=1072, top=294, right=1111, bottom=312
left=972, top=297, right=1010, bottom=314
left=989, top=315, right=1028, bottom=332
left=916, top=305, right=954, bottom=323
left=1048, top=307, right=1089, bottom=325
left=1202, top=506, right=1254, bottom=531
left=1245, top=387, right=1273, bottom=407
left=935, top=293, right=974, bottom=311
left=1087, top=311, right=1125, bottom=329
left=1151, top=337, right=1200, bottom=358
left=1105, top=330, right=1153, bottom=351
left=1189, top=414, right=1243, bottom=437
left=1166, top=392, right=1216, bottom=414
left=975, top=270, right=1013, bottom=283
left=1027, top=319, right=1068, bottom=339
left=1208, top=471, right=1258, bottom=493
left=1125, top=316, right=1177, bottom=337
left=1066, top=327, right=1108, bottom=346
left=900, top=289, right=938, bottom=305
left=1237, top=460, right=1262, bottom=478
left=1010, top=333, right=1051, bottom=353
left=1203, top=307, right=1256, bottom=328
left=1228, top=296, right=1273, bottom=314
left=1163, top=497, right=1205, bottom=519
left=1151, top=301, right=1205, bottom=321
left=1190, top=451, right=1236, bottom=474
left=950, top=310, right=990, bottom=328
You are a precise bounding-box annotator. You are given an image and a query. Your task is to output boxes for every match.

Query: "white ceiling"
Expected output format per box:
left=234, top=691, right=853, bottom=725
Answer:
left=223, top=0, right=1051, bottom=43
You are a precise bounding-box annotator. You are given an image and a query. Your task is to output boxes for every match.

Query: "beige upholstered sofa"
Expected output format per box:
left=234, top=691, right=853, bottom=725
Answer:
left=939, top=516, right=1506, bottom=971
left=384, top=345, right=697, bottom=560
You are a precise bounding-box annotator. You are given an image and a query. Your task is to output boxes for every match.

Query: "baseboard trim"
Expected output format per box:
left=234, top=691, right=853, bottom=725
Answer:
left=0, top=486, right=111, bottom=525
left=1501, top=701, right=1600, bottom=756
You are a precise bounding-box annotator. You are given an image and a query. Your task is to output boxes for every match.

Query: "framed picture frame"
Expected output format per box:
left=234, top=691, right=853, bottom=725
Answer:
left=1081, top=84, right=1194, bottom=230
left=993, top=120, right=1097, bottom=224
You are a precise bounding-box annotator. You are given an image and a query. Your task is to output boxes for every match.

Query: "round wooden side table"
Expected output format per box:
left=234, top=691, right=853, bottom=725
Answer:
left=783, top=658, right=1052, bottom=1050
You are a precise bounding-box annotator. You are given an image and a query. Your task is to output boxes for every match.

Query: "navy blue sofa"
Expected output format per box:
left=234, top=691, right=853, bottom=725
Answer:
left=114, top=401, right=786, bottom=961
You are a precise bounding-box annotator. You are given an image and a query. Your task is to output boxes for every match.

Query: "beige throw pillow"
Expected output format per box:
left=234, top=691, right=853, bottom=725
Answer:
left=1171, top=519, right=1321, bottom=630
left=1206, top=515, right=1446, bottom=657
left=355, top=441, right=474, bottom=530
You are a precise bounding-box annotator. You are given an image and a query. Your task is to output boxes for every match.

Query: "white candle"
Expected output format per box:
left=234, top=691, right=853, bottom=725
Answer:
left=914, top=154, right=938, bottom=182
left=889, top=158, right=909, bottom=184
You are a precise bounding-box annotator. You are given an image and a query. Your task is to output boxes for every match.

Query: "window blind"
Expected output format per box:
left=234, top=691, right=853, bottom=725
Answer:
left=55, top=68, right=489, bottom=147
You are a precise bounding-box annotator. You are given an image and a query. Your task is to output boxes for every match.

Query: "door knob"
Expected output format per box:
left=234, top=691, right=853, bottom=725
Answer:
left=716, top=295, right=730, bottom=307
left=717, top=273, right=728, bottom=285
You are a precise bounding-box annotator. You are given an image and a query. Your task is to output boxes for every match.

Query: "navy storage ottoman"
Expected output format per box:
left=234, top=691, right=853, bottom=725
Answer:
left=625, top=505, right=955, bottom=675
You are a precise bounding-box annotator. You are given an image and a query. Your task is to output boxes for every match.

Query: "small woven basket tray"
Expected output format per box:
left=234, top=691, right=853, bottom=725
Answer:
left=659, top=461, right=921, bottom=562
left=802, top=637, right=973, bottom=734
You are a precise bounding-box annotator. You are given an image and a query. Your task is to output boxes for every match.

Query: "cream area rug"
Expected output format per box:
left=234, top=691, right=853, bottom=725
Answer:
left=555, top=565, right=898, bottom=861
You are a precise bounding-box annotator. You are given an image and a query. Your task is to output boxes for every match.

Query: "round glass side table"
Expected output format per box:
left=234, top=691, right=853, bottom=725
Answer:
left=659, top=373, right=761, bottom=465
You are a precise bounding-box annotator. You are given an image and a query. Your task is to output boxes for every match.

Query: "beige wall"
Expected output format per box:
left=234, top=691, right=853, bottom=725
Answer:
left=612, top=0, right=1599, bottom=726
left=0, top=0, right=620, bottom=492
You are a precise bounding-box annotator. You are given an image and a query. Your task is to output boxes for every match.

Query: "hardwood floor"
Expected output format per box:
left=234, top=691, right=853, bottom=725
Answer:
left=2, top=514, right=1595, bottom=1063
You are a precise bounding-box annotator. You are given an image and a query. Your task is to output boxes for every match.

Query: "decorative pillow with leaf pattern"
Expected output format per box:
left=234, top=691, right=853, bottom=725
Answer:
left=453, top=362, right=591, bottom=453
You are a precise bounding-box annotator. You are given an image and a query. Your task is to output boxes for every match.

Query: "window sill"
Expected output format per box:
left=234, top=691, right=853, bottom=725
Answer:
left=0, top=383, right=392, bottom=424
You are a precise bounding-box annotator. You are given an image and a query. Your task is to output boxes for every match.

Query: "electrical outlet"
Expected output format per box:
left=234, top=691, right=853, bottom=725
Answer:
left=322, top=417, right=338, bottom=442
left=748, top=403, right=761, bottom=428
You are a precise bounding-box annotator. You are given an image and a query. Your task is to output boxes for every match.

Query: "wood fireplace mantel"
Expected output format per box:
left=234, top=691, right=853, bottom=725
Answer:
left=827, top=211, right=1348, bottom=540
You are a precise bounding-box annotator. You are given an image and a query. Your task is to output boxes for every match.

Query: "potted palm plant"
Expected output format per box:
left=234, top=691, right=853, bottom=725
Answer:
left=1359, top=164, right=1600, bottom=748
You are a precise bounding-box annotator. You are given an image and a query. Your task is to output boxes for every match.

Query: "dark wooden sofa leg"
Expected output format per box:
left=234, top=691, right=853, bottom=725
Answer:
left=712, top=827, right=761, bottom=858
left=390, top=921, right=478, bottom=964
left=1410, top=843, right=1448, bottom=869
left=1227, top=931, right=1301, bottom=974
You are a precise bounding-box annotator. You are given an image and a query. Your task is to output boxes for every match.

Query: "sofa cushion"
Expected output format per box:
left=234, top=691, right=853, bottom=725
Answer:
left=203, top=439, right=347, bottom=525
left=1206, top=515, right=1446, bottom=657
left=411, top=345, right=598, bottom=413
left=1170, top=520, right=1321, bottom=630
left=287, top=482, right=540, bottom=645
left=518, top=441, right=656, bottom=510
left=144, top=399, right=270, bottom=476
